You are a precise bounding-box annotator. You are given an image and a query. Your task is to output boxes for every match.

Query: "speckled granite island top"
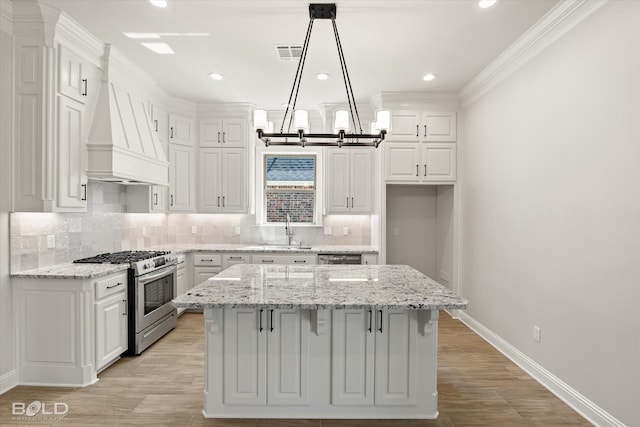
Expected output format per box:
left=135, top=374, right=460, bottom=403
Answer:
left=173, top=264, right=468, bottom=310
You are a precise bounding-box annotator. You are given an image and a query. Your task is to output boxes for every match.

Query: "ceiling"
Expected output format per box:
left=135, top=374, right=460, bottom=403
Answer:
left=38, top=0, right=559, bottom=110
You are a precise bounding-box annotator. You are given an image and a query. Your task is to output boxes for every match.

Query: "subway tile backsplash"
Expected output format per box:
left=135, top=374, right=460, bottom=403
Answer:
left=10, top=182, right=372, bottom=273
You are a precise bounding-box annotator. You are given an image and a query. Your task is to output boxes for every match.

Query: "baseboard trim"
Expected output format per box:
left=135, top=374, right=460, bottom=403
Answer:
left=454, top=311, right=626, bottom=427
left=0, top=369, right=17, bottom=395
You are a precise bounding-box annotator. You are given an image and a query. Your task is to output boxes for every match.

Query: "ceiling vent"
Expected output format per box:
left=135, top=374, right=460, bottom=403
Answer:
left=276, top=45, right=303, bottom=60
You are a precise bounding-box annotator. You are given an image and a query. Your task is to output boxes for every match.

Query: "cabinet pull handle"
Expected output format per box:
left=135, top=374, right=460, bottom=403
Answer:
left=229, top=256, right=242, bottom=260
left=222, top=196, right=225, bottom=207
left=346, top=197, right=349, bottom=208
left=82, top=78, right=87, bottom=96
left=123, top=300, right=127, bottom=316
left=351, top=197, right=354, bottom=208
left=81, top=184, right=87, bottom=201
left=201, top=259, right=213, bottom=262
left=170, top=127, right=174, bottom=139
left=262, top=260, right=274, bottom=263
left=154, top=119, right=158, bottom=132
left=424, top=124, right=427, bottom=138
left=416, top=165, right=419, bottom=177
left=217, top=196, right=220, bottom=207
left=378, top=310, right=383, bottom=333
left=217, top=132, right=220, bottom=143
left=368, top=309, right=372, bottom=333
left=222, top=132, right=226, bottom=143
left=170, top=194, right=174, bottom=206
left=416, top=125, right=419, bottom=137
left=106, top=282, right=123, bottom=289
left=270, top=309, right=274, bottom=332
left=294, top=260, right=306, bottom=263
left=259, top=309, right=264, bottom=332
left=153, top=192, right=158, bottom=206
left=424, top=164, right=427, bottom=177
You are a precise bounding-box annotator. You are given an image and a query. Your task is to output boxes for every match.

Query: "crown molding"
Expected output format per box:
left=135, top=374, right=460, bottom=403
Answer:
left=459, top=0, right=608, bottom=108
left=371, top=91, right=460, bottom=110
left=0, top=0, right=12, bottom=35
left=54, top=12, right=103, bottom=68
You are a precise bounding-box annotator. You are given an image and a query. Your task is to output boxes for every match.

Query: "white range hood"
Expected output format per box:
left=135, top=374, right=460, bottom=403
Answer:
left=87, top=49, right=169, bottom=186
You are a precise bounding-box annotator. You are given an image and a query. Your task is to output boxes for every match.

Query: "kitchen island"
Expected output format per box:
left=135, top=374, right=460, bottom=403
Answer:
left=172, top=264, right=467, bottom=419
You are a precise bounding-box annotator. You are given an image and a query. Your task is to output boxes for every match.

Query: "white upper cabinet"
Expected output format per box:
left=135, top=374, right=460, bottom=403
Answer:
left=386, top=143, right=456, bottom=183
left=326, top=148, right=373, bottom=214
left=58, top=45, right=96, bottom=104
left=169, top=145, right=195, bottom=211
left=386, top=111, right=420, bottom=142
left=421, top=143, right=457, bottom=181
left=169, top=113, right=195, bottom=147
left=198, top=148, right=247, bottom=213
left=151, top=103, right=169, bottom=148
left=386, top=110, right=456, bottom=143
left=57, top=96, right=88, bottom=209
left=200, top=119, right=247, bottom=148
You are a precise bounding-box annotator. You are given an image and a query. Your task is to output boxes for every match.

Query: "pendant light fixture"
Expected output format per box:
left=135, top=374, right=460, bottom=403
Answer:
left=253, top=3, right=389, bottom=148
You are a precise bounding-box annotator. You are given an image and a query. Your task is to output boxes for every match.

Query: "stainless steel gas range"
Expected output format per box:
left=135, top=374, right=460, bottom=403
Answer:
left=74, top=250, right=178, bottom=355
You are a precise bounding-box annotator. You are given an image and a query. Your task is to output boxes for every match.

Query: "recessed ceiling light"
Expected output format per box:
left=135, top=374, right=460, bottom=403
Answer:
left=478, top=0, right=498, bottom=8
left=208, top=73, right=223, bottom=80
left=423, top=73, right=436, bottom=81
left=316, top=73, right=331, bottom=81
left=148, top=0, right=167, bottom=8
left=140, top=42, right=174, bottom=54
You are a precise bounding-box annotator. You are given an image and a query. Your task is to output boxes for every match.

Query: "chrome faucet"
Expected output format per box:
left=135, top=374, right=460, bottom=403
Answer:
left=284, top=213, right=293, bottom=246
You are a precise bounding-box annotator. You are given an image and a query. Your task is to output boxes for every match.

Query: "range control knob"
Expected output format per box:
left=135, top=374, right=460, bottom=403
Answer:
left=143, top=261, right=154, bottom=270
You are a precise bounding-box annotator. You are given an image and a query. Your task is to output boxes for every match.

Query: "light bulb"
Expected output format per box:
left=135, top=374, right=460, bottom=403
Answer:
left=253, top=110, right=268, bottom=130
left=334, top=110, right=350, bottom=132
left=294, top=110, right=309, bottom=132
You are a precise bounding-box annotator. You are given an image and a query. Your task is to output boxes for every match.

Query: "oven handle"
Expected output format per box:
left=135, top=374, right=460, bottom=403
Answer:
left=137, top=265, right=176, bottom=285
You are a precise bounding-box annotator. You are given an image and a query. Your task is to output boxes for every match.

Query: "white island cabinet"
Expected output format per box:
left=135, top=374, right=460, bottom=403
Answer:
left=173, top=264, right=467, bottom=419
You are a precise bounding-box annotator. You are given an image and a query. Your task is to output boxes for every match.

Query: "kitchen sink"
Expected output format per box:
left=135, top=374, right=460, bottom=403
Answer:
left=242, top=244, right=313, bottom=251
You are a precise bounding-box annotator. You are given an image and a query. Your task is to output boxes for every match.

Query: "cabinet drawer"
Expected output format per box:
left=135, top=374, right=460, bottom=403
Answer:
left=193, top=253, right=222, bottom=266
left=252, top=254, right=316, bottom=265
left=95, top=272, right=128, bottom=300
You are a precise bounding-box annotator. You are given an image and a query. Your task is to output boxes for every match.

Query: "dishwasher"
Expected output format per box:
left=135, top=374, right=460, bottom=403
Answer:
left=318, top=253, right=362, bottom=264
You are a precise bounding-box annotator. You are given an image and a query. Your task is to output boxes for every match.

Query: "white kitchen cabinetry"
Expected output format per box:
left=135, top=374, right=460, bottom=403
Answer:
left=151, top=104, right=170, bottom=147
left=193, top=253, right=222, bottom=286
left=332, top=309, right=417, bottom=406
left=58, top=44, right=96, bottom=104
left=362, top=254, right=378, bottom=265
left=326, top=148, right=373, bottom=213
left=386, top=143, right=456, bottom=183
left=200, top=119, right=247, bottom=148
left=386, top=111, right=456, bottom=142
left=222, top=308, right=309, bottom=406
left=252, top=254, right=316, bottom=265
left=14, top=270, right=129, bottom=385
left=169, top=144, right=196, bottom=211
left=198, top=148, right=247, bottom=213
left=222, top=253, right=250, bottom=270
left=126, top=184, right=166, bottom=213
left=94, top=273, right=128, bottom=372
left=169, top=113, right=195, bottom=147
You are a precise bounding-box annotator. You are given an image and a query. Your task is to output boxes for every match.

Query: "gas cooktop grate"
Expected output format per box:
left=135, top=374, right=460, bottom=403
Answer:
left=73, top=250, right=170, bottom=264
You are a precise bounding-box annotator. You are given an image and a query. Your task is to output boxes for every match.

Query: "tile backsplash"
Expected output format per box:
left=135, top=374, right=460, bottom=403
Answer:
left=10, top=182, right=373, bottom=272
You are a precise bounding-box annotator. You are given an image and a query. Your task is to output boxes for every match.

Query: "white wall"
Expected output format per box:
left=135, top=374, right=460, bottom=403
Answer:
left=459, top=2, right=640, bottom=425
left=0, top=0, right=16, bottom=393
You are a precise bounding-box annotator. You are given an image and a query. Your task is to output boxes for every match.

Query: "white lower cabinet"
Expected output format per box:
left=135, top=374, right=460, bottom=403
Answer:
left=14, top=271, right=129, bottom=386
left=251, top=254, right=316, bottom=265
left=222, top=308, right=309, bottom=406
left=332, top=309, right=417, bottom=406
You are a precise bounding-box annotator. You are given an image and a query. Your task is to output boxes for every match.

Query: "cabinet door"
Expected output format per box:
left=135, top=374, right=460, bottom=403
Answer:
left=326, top=149, right=351, bottom=213
left=331, top=309, right=375, bottom=405
left=421, top=144, right=456, bottom=182
left=199, top=120, right=223, bottom=147
left=151, top=104, right=169, bottom=147
left=350, top=150, right=373, bottom=213
left=267, top=309, right=310, bottom=405
left=95, top=292, right=127, bottom=371
left=193, top=267, right=221, bottom=286
left=385, top=144, right=420, bottom=182
left=422, top=112, right=456, bottom=142
left=362, top=254, right=378, bottom=265
left=221, top=119, right=247, bottom=148
left=223, top=309, right=267, bottom=405
left=169, top=145, right=195, bottom=211
left=58, top=46, right=87, bottom=103
left=169, top=114, right=195, bottom=146
left=221, top=149, right=247, bottom=212
left=57, top=96, right=87, bottom=210
left=374, top=309, right=417, bottom=406
left=198, top=148, right=222, bottom=212
left=150, top=185, right=166, bottom=212
left=386, top=111, right=419, bottom=142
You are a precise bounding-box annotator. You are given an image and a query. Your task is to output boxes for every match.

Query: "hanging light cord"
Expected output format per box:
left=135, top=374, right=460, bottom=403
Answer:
left=332, top=19, right=363, bottom=135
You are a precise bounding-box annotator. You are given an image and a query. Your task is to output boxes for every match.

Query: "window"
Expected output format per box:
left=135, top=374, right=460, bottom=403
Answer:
left=264, top=155, right=316, bottom=223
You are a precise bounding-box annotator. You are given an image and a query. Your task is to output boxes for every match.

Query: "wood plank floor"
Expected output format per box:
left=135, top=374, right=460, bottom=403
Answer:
left=0, top=312, right=591, bottom=426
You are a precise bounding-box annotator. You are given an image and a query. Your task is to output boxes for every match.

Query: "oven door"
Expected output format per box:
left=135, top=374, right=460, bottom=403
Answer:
left=135, top=264, right=177, bottom=333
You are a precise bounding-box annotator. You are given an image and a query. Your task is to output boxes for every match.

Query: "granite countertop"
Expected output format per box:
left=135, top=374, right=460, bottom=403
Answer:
left=10, top=245, right=378, bottom=279
left=11, top=263, right=129, bottom=280
left=173, top=264, right=468, bottom=311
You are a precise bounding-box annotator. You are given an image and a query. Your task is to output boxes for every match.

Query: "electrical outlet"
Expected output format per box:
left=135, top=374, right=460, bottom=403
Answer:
left=235, top=226, right=241, bottom=235
left=533, top=326, right=541, bottom=342
left=342, top=227, right=349, bottom=236
left=191, top=226, right=197, bottom=234
left=324, top=227, right=332, bottom=235
left=46, top=234, right=55, bottom=249
left=392, top=227, right=399, bottom=236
